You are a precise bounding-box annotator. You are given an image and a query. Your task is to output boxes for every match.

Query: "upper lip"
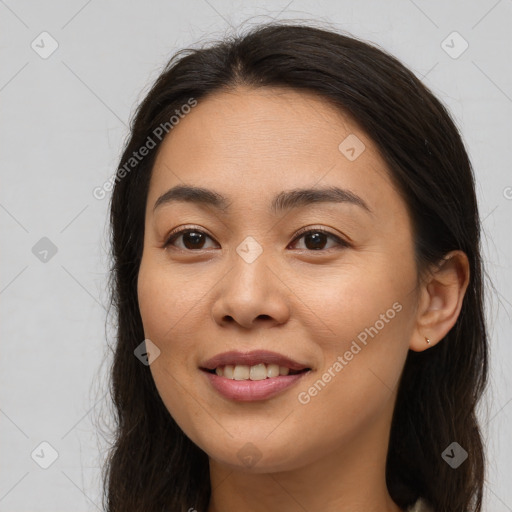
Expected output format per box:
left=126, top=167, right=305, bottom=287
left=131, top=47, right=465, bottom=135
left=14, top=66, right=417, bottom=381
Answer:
left=200, top=350, right=310, bottom=371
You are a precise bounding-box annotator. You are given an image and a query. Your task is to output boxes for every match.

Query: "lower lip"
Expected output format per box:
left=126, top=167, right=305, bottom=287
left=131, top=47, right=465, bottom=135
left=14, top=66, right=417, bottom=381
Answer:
left=202, top=370, right=309, bottom=402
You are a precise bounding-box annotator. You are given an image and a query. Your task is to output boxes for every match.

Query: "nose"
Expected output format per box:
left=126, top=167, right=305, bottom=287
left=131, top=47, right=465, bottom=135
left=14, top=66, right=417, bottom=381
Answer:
left=210, top=249, right=291, bottom=330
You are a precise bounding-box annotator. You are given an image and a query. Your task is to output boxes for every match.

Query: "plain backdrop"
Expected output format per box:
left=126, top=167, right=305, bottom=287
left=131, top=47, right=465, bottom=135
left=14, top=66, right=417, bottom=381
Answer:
left=1, top=1, right=511, bottom=510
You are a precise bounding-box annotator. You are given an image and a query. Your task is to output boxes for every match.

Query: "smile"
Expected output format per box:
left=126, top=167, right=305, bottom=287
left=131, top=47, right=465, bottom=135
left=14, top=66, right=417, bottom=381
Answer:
left=200, top=350, right=312, bottom=401
left=208, top=363, right=305, bottom=380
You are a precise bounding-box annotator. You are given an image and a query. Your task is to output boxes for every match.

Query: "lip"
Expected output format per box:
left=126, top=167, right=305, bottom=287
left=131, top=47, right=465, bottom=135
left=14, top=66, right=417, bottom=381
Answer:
left=200, top=350, right=310, bottom=372
left=202, top=370, right=310, bottom=402
left=199, top=350, right=312, bottom=402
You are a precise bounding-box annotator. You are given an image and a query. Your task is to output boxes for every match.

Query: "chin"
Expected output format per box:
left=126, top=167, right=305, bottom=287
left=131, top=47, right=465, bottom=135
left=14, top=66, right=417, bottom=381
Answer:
left=200, top=435, right=312, bottom=474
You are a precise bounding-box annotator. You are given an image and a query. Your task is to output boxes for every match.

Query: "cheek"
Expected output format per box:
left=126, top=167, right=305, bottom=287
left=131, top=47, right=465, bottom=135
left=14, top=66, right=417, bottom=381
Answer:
left=137, top=254, right=205, bottom=346
left=296, top=254, right=417, bottom=411
left=137, top=255, right=211, bottom=435
left=298, top=253, right=416, bottom=347
left=290, top=305, right=412, bottom=461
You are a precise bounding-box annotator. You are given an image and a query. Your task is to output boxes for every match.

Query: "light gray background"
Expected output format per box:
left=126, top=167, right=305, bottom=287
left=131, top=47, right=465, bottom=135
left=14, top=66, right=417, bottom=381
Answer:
left=1, top=1, right=511, bottom=510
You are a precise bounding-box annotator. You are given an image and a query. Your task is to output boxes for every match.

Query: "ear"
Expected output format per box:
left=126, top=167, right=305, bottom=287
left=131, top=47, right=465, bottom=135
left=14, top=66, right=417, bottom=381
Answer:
left=410, top=250, right=470, bottom=352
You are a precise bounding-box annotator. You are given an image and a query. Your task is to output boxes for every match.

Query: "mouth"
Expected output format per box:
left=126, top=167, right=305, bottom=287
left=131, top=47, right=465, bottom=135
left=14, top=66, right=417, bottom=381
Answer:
left=202, top=363, right=310, bottom=380
left=199, top=350, right=312, bottom=401
left=200, top=349, right=312, bottom=380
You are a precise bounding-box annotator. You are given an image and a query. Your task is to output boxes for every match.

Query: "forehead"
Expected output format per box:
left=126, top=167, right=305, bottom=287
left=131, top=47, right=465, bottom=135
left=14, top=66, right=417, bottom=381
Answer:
left=148, top=86, right=404, bottom=219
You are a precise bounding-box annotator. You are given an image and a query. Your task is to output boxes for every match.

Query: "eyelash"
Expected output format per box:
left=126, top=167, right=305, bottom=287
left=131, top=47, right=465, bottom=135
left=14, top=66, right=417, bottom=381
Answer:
left=163, top=225, right=350, bottom=252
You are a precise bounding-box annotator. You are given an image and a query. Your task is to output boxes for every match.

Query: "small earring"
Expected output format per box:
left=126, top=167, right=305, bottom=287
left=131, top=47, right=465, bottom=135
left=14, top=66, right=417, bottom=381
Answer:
left=425, top=337, right=431, bottom=345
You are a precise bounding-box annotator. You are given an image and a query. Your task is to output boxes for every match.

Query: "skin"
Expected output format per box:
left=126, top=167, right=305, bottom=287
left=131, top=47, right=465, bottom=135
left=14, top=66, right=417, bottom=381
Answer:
left=137, top=86, right=469, bottom=512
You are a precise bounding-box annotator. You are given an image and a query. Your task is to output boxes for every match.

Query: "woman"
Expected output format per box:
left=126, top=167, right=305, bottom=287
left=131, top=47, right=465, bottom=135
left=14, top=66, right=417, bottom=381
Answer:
left=103, top=22, right=488, bottom=512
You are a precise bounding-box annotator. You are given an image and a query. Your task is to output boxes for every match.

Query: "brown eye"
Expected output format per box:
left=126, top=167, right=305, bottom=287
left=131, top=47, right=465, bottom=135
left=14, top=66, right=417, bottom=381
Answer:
left=164, top=226, right=349, bottom=252
left=289, top=228, right=349, bottom=251
left=164, top=229, right=218, bottom=250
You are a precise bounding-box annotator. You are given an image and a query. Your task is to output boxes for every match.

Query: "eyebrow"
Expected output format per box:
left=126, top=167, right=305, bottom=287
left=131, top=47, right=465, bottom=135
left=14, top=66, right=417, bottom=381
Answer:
left=153, top=184, right=372, bottom=215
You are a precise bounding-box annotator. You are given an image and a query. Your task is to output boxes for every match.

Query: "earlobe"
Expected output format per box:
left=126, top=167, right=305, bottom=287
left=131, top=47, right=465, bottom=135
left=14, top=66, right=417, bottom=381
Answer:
left=410, top=250, right=470, bottom=352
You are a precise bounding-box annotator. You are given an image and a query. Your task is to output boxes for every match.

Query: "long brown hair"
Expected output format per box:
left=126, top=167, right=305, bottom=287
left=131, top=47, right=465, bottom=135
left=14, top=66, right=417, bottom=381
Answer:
left=101, top=22, right=488, bottom=512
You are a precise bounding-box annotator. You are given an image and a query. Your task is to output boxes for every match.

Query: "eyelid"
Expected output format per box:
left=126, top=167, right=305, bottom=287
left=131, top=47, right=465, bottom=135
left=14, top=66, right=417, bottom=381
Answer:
left=163, top=224, right=350, bottom=250
left=163, top=224, right=217, bottom=248
left=289, top=225, right=350, bottom=249
left=291, top=225, right=344, bottom=241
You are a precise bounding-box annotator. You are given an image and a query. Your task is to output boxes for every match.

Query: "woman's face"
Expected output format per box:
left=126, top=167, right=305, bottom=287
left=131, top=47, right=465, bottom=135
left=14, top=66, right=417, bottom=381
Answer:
left=137, top=86, right=420, bottom=472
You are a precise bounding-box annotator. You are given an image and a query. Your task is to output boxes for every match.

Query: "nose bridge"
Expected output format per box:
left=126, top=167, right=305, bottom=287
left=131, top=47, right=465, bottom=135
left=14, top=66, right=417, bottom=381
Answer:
left=229, top=234, right=271, bottom=301
left=235, top=234, right=266, bottom=267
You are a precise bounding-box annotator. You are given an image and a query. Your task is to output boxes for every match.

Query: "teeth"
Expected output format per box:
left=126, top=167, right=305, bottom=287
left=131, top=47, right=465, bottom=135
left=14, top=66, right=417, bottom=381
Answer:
left=233, top=365, right=250, bottom=380
left=249, top=363, right=267, bottom=381
left=267, top=363, right=280, bottom=378
left=213, top=363, right=301, bottom=380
